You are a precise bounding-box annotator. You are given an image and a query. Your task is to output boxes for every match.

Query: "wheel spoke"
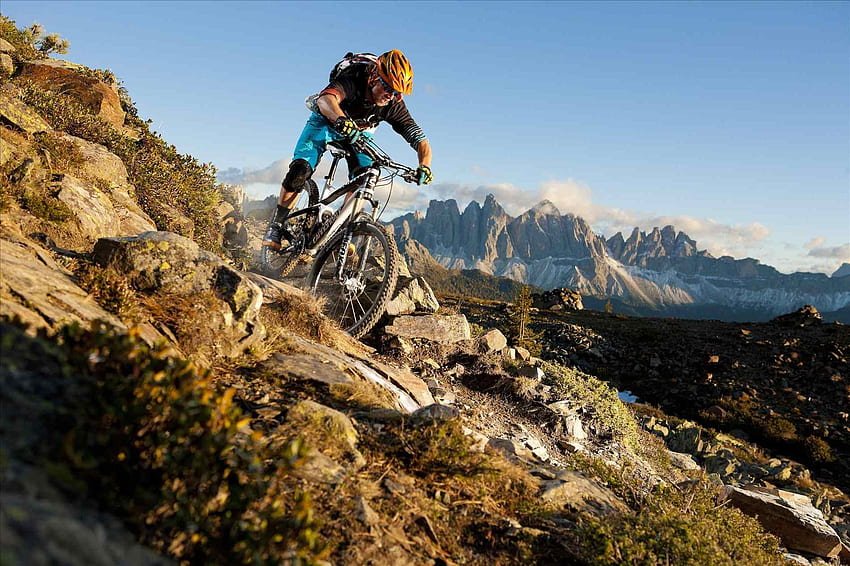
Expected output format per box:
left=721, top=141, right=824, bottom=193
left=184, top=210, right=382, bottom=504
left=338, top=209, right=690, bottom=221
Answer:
left=307, top=221, right=398, bottom=337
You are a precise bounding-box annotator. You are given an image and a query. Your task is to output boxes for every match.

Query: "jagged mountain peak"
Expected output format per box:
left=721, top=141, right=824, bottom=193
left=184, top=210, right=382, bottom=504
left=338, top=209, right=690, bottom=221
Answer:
left=529, top=199, right=561, bottom=216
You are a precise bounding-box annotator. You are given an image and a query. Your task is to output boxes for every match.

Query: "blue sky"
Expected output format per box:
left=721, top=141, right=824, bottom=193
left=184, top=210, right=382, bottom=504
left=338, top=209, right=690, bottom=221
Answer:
left=4, top=0, right=848, bottom=274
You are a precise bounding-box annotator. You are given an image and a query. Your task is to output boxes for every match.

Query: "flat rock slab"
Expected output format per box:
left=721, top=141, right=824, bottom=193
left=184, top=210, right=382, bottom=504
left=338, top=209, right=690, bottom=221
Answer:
left=266, top=353, right=354, bottom=386
left=266, top=335, right=431, bottom=413
left=244, top=271, right=305, bottom=303
left=367, top=358, right=435, bottom=408
left=719, top=485, right=842, bottom=558
left=384, top=314, right=471, bottom=344
left=0, top=83, right=50, bottom=134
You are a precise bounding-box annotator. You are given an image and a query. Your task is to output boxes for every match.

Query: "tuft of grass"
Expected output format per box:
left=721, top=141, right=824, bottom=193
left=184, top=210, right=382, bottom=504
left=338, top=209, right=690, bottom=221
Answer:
left=75, top=262, right=143, bottom=322
left=258, top=291, right=352, bottom=351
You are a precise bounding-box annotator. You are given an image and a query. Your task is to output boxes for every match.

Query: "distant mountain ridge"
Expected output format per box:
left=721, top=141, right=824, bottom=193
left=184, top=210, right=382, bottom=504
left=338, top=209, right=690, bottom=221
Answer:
left=390, top=195, right=850, bottom=321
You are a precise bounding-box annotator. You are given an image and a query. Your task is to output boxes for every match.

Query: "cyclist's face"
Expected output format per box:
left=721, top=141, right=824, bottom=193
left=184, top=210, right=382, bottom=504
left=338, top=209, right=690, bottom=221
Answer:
left=370, top=74, right=401, bottom=106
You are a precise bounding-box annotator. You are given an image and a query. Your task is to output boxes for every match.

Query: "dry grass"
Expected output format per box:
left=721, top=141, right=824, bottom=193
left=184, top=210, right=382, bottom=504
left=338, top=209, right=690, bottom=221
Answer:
left=258, top=291, right=353, bottom=352
left=142, top=290, right=225, bottom=364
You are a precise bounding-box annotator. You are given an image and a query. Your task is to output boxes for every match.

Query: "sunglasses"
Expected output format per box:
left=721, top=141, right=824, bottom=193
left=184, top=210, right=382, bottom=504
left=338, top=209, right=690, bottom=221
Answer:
left=376, top=75, right=402, bottom=100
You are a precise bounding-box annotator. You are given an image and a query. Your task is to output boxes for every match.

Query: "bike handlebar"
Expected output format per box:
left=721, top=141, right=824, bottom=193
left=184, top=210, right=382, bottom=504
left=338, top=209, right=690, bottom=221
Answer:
left=351, top=137, right=419, bottom=182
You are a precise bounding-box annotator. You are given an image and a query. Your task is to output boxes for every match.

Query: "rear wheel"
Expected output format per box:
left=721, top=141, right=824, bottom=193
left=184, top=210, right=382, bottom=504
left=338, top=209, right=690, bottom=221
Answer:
left=259, top=181, right=319, bottom=279
left=307, top=221, right=400, bottom=338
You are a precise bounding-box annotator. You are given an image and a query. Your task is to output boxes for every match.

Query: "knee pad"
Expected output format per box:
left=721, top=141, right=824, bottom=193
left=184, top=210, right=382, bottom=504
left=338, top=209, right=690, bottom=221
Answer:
left=282, top=159, right=314, bottom=193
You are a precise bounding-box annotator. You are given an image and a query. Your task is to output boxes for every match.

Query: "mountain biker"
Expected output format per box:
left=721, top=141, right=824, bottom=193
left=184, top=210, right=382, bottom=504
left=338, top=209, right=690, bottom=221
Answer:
left=263, top=49, right=433, bottom=250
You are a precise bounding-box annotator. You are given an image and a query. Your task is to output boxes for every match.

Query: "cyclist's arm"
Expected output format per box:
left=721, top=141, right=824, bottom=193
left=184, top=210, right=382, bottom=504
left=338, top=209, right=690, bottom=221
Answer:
left=316, top=91, right=347, bottom=123
left=417, top=139, right=432, bottom=167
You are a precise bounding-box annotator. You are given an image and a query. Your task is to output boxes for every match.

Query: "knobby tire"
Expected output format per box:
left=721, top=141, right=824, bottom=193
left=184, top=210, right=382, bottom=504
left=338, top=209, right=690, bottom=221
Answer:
left=307, top=221, right=400, bottom=338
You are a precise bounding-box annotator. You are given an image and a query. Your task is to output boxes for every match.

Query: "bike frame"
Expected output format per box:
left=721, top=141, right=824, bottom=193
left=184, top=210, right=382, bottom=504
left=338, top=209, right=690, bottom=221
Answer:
left=280, top=138, right=416, bottom=278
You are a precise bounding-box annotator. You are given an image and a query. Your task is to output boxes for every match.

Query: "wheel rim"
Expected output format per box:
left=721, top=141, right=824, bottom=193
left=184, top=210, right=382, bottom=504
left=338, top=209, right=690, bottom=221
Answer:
left=310, top=224, right=392, bottom=332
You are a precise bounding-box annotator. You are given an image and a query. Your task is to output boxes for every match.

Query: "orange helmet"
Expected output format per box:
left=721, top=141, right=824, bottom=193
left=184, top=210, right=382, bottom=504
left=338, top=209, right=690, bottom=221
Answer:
left=376, top=49, right=414, bottom=95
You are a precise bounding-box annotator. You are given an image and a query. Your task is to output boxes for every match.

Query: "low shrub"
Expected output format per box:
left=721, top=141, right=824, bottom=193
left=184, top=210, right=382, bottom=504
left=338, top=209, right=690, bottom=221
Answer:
left=543, top=361, right=640, bottom=449
left=757, top=414, right=798, bottom=443
left=577, top=479, right=784, bottom=565
left=39, top=320, right=326, bottom=563
left=803, top=435, right=835, bottom=464
left=0, top=16, right=49, bottom=61
left=20, top=187, right=72, bottom=222
left=74, top=263, right=143, bottom=322
left=35, top=131, right=85, bottom=173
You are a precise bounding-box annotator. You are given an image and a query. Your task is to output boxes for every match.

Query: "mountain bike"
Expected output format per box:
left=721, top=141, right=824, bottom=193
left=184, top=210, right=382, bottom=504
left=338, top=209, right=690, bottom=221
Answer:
left=259, top=137, right=418, bottom=338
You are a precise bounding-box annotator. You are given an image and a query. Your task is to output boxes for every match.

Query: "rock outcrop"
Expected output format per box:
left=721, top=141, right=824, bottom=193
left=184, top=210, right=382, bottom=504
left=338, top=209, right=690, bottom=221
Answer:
left=384, top=314, right=472, bottom=344
left=532, top=287, right=583, bottom=311
left=92, top=231, right=264, bottom=357
left=17, top=59, right=125, bottom=128
left=719, top=486, right=842, bottom=559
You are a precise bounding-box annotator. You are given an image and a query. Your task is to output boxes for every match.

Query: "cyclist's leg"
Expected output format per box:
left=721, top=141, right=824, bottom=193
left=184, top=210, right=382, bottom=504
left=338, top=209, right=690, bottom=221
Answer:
left=265, top=113, right=333, bottom=248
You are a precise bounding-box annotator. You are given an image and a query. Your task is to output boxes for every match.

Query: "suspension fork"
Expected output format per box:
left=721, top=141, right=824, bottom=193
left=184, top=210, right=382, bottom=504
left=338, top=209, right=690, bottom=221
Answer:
left=334, top=170, right=379, bottom=281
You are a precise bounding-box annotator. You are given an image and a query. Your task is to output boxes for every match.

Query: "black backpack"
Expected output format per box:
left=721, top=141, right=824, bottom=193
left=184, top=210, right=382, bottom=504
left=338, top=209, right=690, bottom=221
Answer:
left=329, top=52, right=377, bottom=82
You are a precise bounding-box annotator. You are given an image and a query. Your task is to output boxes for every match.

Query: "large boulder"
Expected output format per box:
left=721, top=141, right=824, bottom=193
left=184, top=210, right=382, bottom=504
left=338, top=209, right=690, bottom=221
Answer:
left=539, top=471, right=628, bottom=517
left=17, top=60, right=125, bottom=128
left=385, top=276, right=440, bottom=316
left=55, top=175, right=121, bottom=239
left=384, top=314, right=471, bottom=344
left=92, top=231, right=264, bottom=356
left=719, top=485, right=842, bottom=558
left=532, top=287, right=584, bottom=311
left=53, top=134, right=155, bottom=235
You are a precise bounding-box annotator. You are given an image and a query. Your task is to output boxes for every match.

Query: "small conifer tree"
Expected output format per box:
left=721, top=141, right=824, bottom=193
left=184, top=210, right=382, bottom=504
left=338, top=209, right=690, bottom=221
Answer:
left=509, top=285, right=543, bottom=354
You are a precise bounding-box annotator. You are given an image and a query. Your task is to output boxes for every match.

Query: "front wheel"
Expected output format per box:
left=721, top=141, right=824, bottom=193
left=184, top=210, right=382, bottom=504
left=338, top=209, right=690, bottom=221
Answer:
left=306, top=221, right=400, bottom=338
